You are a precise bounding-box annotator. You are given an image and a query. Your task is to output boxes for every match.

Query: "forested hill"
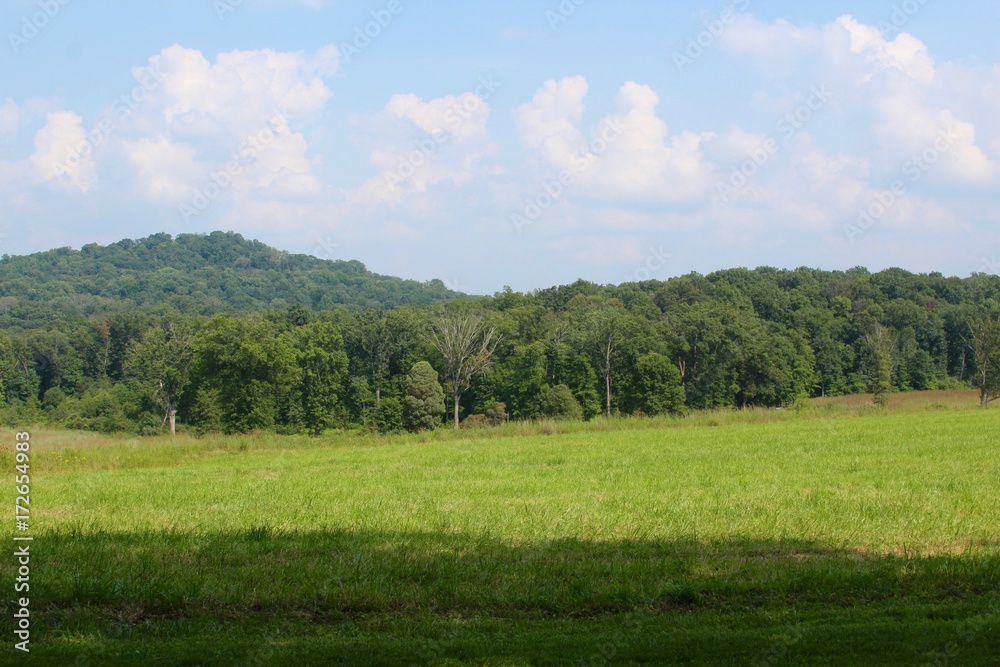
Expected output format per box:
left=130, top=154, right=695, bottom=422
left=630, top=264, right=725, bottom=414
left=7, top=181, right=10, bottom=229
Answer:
left=0, top=232, right=998, bottom=434
left=0, top=231, right=462, bottom=327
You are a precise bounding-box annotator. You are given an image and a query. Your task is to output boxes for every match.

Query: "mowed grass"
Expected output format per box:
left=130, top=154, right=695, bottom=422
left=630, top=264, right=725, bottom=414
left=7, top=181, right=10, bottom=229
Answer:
left=1, top=400, right=999, bottom=665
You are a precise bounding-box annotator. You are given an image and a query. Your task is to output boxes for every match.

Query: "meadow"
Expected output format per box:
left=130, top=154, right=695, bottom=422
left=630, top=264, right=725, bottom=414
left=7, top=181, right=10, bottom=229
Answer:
left=2, top=394, right=999, bottom=665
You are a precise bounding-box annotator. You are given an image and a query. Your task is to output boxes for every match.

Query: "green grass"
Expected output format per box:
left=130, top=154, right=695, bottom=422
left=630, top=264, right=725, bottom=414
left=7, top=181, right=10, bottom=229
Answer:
left=2, top=399, right=999, bottom=664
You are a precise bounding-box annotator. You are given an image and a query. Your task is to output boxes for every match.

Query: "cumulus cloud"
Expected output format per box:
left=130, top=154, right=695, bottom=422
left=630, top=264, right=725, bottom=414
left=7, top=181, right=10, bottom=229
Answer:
left=103, top=44, right=339, bottom=224
left=30, top=111, right=97, bottom=192
left=836, top=15, right=935, bottom=84
left=721, top=13, right=997, bottom=193
left=124, top=137, right=205, bottom=204
left=11, top=43, right=339, bottom=223
left=148, top=44, right=337, bottom=129
left=515, top=77, right=715, bottom=203
left=513, top=75, right=588, bottom=167
left=349, top=86, right=500, bottom=206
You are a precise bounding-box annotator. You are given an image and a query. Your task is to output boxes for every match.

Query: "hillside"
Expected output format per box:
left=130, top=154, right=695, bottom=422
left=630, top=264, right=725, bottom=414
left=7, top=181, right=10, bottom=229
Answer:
left=0, top=231, right=462, bottom=328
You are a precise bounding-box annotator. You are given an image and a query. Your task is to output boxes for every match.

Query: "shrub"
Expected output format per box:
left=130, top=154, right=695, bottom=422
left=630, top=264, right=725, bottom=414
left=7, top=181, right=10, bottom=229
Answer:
left=486, top=401, right=507, bottom=426
left=461, top=414, right=490, bottom=429
left=372, top=396, right=404, bottom=434
left=543, top=384, right=583, bottom=421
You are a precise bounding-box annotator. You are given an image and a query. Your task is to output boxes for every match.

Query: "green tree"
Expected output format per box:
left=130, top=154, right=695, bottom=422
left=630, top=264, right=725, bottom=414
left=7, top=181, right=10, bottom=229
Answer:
left=192, top=316, right=297, bottom=432
left=287, top=321, right=349, bottom=435
left=667, top=303, right=743, bottom=409
left=543, top=384, right=583, bottom=421
left=550, top=345, right=601, bottom=420
left=0, top=332, right=39, bottom=406
left=371, top=396, right=404, bottom=433
left=491, top=341, right=549, bottom=419
left=570, top=297, right=633, bottom=418
left=124, top=323, right=195, bottom=434
left=968, top=315, right=1000, bottom=406
left=736, top=324, right=817, bottom=407
left=631, top=352, right=685, bottom=416
left=353, top=309, right=414, bottom=407
left=403, top=361, right=445, bottom=432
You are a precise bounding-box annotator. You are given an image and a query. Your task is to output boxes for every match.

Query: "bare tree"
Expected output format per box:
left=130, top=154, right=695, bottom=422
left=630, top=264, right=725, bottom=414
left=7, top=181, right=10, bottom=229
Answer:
left=967, top=315, right=1000, bottom=406
left=428, top=314, right=500, bottom=428
left=591, top=309, right=631, bottom=418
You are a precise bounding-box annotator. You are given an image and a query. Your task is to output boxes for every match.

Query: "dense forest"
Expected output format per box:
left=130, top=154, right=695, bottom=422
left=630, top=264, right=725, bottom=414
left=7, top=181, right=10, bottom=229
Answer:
left=0, top=232, right=997, bottom=435
left=0, top=231, right=461, bottom=327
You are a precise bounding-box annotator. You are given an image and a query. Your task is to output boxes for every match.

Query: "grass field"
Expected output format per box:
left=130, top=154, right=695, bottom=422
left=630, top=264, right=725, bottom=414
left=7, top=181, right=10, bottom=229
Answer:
left=2, top=393, right=999, bottom=665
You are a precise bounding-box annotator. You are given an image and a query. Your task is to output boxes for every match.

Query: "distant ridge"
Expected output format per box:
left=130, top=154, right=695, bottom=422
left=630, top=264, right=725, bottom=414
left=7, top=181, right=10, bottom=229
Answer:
left=0, top=231, right=463, bottom=326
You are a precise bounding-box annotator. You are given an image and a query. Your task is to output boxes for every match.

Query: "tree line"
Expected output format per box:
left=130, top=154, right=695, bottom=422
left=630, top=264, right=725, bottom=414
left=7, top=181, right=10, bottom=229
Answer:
left=0, top=262, right=998, bottom=435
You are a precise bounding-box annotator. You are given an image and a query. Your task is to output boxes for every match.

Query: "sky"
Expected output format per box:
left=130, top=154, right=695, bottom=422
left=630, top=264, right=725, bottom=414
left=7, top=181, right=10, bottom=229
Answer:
left=1, top=0, right=999, bottom=294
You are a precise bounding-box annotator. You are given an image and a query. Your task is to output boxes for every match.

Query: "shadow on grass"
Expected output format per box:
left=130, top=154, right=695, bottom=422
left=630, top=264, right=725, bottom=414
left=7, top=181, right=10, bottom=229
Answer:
left=6, top=530, right=999, bottom=665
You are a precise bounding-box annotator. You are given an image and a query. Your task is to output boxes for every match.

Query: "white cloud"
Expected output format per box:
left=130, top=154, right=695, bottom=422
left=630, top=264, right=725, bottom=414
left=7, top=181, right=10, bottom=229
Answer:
left=835, top=15, right=935, bottom=84
left=7, top=43, right=340, bottom=215
left=148, top=44, right=337, bottom=130
left=721, top=13, right=997, bottom=191
left=515, top=77, right=715, bottom=203
left=125, top=137, right=205, bottom=204
left=349, top=88, right=499, bottom=206
left=513, top=75, right=588, bottom=167
left=872, top=95, right=997, bottom=185
left=111, top=44, right=338, bottom=211
left=30, top=111, right=97, bottom=192
left=0, top=99, right=19, bottom=136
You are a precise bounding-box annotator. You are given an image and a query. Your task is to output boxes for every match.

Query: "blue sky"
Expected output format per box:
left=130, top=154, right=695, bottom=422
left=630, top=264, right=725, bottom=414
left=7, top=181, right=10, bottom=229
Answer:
left=1, top=0, right=999, bottom=293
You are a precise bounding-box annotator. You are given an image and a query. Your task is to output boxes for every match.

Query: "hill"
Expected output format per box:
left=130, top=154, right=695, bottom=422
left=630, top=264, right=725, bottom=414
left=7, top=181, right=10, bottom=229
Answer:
left=0, top=231, right=462, bottom=328
left=0, top=234, right=997, bottom=435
